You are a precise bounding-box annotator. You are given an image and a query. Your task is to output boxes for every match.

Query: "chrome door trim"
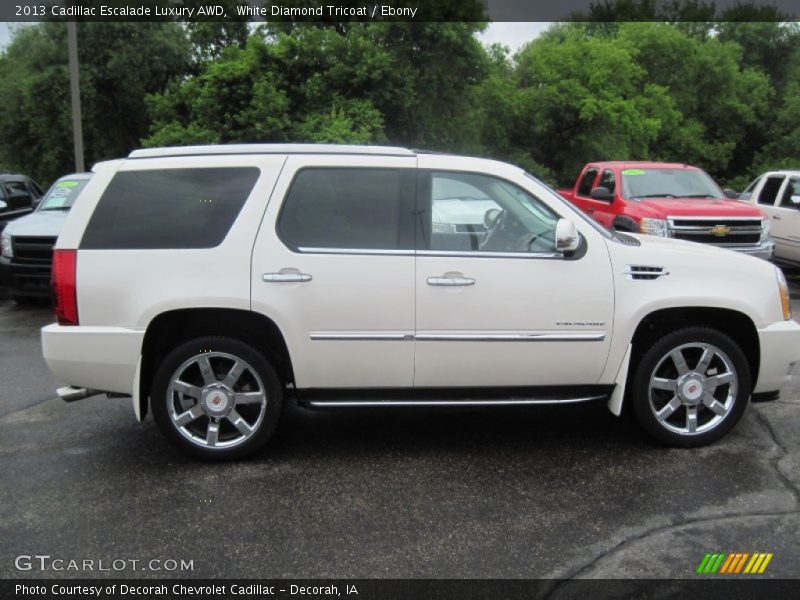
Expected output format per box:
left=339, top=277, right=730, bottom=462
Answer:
left=310, top=332, right=414, bottom=341
left=417, top=250, right=563, bottom=259
left=292, top=248, right=564, bottom=259
left=415, top=332, right=606, bottom=342
left=309, top=331, right=605, bottom=342
left=297, top=247, right=415, bottom=256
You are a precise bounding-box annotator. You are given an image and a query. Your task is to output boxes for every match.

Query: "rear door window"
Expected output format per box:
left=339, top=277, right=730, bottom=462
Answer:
left=81, top=167, right=259, bottom=249
left=277, top=168, right=415, bottom=251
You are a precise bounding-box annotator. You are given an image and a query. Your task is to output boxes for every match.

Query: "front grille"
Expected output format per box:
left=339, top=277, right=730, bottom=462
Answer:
left=672, top=232, right=761, bottom=245
left=11, top=236, right=57, bottom=263
left=668, top=218, right=762, bottom=246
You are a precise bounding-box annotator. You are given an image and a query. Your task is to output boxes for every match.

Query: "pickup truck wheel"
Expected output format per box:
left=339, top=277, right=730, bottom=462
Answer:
left=631, top=327, right=751, bottom=447
left=151, top=336, right=283, bottom=460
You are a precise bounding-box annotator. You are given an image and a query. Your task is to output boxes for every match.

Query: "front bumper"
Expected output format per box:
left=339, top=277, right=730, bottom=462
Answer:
left=755, top=319, right=800, bottom=393
left=733, top=240, right=775, bottom=261
left=0, top=254, right=52, bottom=297
left=41, top=324, right=144, bottom=395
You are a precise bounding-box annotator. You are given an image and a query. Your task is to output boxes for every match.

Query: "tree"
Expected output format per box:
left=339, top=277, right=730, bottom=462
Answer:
left=513, top=24, right=679, bottom=184
left=616, top=22, right=771, bottom=179
left=0, top=22, right=190, bottom=185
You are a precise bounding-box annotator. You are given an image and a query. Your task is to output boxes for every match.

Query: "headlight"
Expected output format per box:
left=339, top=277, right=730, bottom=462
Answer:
left=776, top=267, right=791, bottom=321
left=760, top=218, right=770, bottom=243
left=0, top=231, right=12, bottom=258
left=639, top=218, right=668, bottom=237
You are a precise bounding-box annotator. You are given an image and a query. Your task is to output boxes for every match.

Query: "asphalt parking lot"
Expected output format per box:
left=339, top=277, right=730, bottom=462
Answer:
left=1, top=275, right=799, bottom=582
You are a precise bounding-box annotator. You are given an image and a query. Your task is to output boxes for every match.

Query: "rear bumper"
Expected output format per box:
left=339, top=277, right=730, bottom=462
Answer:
left=41, top=324, right=144, bottom=395
left=734, top=240, right=774, bottom=261
left=755, top=319, right=800, bottom=393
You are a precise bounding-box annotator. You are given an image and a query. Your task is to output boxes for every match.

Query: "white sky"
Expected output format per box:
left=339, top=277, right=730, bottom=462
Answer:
left=478, top=22, right=551, bottom=52
left=0, top=21, right=548, bottom=52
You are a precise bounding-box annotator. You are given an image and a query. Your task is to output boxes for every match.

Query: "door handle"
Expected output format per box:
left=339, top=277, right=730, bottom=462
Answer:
left=773, top=215, right=782, bottom=220
left=427, top=275, right=475, bottom=287
left=263, top=272, right=312, bottom=283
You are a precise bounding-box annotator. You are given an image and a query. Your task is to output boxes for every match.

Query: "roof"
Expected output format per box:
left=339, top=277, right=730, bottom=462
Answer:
left=586, top=161, right=702, bottom=170
left=129, top=143, right=416, bottom=159
left=0, top=173, right=33, bottom=181
left=762, top=170, right=800, bottom=176
left=56, top=172, right=93, bottom=180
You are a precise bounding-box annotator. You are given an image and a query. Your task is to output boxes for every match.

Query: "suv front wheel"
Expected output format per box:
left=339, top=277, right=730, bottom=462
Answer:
left=631, top=327, right=751, bottom=447
left=151, top=336, right=283, bottom=460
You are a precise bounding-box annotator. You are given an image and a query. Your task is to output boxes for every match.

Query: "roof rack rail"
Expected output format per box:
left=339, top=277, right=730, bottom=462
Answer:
left=128, top=143, right=416, bottom=159
left=410, top=148, right=450, bottom=155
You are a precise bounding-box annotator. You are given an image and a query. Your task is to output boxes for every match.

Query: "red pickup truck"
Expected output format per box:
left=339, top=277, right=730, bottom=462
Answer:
left=558, top=161, right=774, bottom=259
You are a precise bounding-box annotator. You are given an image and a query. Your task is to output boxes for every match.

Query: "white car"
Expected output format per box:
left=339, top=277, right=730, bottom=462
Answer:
left=740, top=171, right=800, bottom=267
left=41, top=145, right=800, bottom=459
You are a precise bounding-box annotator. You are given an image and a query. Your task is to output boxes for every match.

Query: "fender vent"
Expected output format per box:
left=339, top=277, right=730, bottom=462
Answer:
left=624, top=265, right=669, bottom=280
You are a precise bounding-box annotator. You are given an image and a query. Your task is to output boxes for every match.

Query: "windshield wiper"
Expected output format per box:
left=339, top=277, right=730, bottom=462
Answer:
left=683, top=194, right=716, bottom=198
left=632, top=193, right=677, bottom=199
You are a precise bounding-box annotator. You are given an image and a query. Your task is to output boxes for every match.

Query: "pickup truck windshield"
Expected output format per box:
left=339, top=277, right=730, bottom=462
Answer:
left=622, top=168, right=723, bottom=200
left=39, top=178, right=90, bottom=211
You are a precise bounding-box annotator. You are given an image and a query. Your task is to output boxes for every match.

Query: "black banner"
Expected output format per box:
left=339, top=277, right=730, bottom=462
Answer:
left=3, top=579, right=800, bottom=600
left=1, top=0, right=799, bottom=23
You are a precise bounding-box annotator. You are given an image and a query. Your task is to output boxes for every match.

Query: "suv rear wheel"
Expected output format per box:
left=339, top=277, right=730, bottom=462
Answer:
left=151, top=336, right=283, bottom=460
left=631, top=327, right=751, bottom=447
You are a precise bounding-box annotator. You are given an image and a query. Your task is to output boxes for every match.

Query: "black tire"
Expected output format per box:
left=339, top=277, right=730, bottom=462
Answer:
left=630, top=327, right=751, bottom=447
left=151, top=336, right=283, bottom=461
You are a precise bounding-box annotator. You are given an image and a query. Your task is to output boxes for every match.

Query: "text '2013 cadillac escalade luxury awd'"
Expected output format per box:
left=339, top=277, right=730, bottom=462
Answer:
left=41, top=145, right=800, bottom=459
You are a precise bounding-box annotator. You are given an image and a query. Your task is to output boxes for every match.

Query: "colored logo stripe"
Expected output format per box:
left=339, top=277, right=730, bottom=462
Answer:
left=698, top=552, right=773, bottom=574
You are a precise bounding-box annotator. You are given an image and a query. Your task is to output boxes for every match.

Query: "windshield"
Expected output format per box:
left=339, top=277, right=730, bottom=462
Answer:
left=38, top=177, right=90, bottom=211
left=622, top=168, right=723, bottom=200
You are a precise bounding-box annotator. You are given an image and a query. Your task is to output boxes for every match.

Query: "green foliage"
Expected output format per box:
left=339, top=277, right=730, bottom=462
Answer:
left=0, top=11, right=797, bottom=192
left=0, top=22, right=190, bottom=185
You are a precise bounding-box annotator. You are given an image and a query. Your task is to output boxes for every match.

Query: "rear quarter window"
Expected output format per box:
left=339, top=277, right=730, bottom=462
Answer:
left=80, top=167, right=259, bottom=250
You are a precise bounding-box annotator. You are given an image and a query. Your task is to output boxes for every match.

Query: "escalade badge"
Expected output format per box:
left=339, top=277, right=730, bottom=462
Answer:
left=710, top=225, right=731, bottom=237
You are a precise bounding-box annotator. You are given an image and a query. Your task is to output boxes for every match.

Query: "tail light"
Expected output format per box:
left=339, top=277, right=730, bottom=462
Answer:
left=52, top=249, right=79, bottom=326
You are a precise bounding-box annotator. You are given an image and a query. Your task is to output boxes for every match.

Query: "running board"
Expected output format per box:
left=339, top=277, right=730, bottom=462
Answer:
left=297, top=386, right=613, bottom=409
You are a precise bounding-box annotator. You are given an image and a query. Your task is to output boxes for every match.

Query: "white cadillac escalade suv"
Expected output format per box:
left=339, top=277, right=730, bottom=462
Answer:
left=41, top=145, right=800, bottom=459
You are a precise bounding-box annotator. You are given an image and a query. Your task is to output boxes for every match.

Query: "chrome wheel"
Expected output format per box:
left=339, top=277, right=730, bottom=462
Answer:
left=648, top=342, right=738, bottom=436
left=167, top=352, right=267, bottom=449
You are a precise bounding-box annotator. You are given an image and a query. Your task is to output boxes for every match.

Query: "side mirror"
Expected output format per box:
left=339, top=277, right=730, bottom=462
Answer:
left=555, top=218, right=580, bottom=253
left=590, top=186, right=614, bottom=201
left=0, top=200, right=7, bottom=211
left=723, top=188, right=739, bottom=199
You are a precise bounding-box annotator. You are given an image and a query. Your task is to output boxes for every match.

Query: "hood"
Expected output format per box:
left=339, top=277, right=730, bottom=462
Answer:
left=3, top=210, right=69, bottom=238
left=631, top=197, right=765, bottom=219
left=620, top=231, right=770, bottom=269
